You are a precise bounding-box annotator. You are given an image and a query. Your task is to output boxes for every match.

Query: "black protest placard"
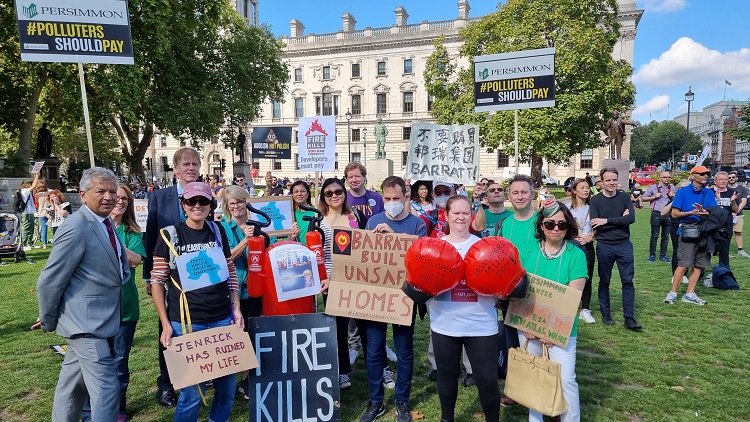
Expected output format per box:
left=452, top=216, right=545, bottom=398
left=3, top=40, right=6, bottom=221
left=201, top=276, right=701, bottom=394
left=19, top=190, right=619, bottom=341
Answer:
left=247, top=313, right=340, bottom=422
left=252, top=127, right=292, bottom=159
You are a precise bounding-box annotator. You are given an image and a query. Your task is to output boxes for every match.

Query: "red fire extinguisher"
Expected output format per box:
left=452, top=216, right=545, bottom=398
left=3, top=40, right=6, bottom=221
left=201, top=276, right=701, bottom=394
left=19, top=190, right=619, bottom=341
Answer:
left=246, top=235, right=265, bottom=273
left=306, top=230, right=328, bottom=281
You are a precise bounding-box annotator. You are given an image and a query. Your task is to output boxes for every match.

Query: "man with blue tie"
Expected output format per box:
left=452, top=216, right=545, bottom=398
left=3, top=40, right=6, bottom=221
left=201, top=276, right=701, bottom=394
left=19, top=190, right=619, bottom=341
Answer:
left=143, top=147, right=202, bottom=407
left=37, top=167, right=130, bottom=422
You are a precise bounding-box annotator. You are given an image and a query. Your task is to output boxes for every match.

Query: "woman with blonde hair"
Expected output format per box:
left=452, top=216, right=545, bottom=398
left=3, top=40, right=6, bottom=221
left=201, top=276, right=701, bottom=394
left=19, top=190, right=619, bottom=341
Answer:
left=46, top=189, right=71, bottom=237
left=34, top=178, right=51, bottom=248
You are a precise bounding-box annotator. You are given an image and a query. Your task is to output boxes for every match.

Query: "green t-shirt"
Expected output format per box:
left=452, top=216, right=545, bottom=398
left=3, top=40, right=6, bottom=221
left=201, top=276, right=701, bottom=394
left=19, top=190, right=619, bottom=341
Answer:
left=498, top=213, right=537, bottom=257
left=295, top=209, right=316, bottom=245
left=115, top=224, right=146, bottom=322
left=480, top=209, right=512, bottom=238
left=522, top=241, right=588, bottom=337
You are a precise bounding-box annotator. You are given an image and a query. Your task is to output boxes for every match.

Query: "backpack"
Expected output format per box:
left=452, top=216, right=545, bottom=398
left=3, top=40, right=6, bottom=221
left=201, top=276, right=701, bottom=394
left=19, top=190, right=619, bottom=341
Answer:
left=13, top=190, right=29, bottom=213
left=426, top=208, right=440, bottom=235
left=711, top=265, right=740, bottom=290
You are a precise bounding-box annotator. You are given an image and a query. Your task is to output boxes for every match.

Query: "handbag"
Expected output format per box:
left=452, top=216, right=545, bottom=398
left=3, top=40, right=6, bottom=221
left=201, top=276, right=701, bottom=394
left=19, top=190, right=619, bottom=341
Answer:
left=679, top=220, right=701, bottom=241
left=504, top=339, right=567, bottom=417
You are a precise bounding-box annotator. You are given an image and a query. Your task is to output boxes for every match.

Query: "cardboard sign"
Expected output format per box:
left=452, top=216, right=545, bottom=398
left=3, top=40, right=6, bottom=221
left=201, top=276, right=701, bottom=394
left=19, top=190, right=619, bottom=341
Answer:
left=31, top=161, right=44, bottom=173
left=267, top=242, right=321, bottom=302
left=473, top=48, right=556, bottom=112
left=176, top=247, right=230, bottom=292
left=406, top=122, right=481, bottom=185
left=504, top=274, right=582, bottom=347
left=298, top=116, right=336, bottom=171
left=164, top=324, right=257, bottom=390
left=325, top=229, right=417, bottom=325
left=248, top=314, right=340, bottom=422
left=134, top=198, right=148, bottom=232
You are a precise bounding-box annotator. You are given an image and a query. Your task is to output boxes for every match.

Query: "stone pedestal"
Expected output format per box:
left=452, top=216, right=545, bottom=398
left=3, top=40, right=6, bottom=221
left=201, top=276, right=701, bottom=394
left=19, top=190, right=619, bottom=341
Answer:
left=602, top=159, right=630, bottom=189
left=367, top=159, right=393, bottom=189
left=233, top=162, right=253, bottom=183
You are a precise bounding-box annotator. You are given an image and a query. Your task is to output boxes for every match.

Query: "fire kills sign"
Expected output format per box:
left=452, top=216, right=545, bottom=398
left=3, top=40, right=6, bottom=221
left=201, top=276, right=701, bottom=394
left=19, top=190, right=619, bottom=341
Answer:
left=298, top=116, right=336, bottom=172
left=164, top=324, right=257, bottom=390
left=248, top=314, right=340, bottom=422
left=325, top=229, right=417, bottom=325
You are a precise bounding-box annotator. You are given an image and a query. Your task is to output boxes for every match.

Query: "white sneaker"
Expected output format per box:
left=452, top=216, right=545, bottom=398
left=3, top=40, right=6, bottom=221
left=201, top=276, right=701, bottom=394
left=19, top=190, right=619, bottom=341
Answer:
left=681, top=276, right=689, bottom=284
left=578, top=309, right=596, bottom=324
left=385, top=345, right=398, bottom=362
left=23, top=246, right=32, bottom=251
left=703, top=273, right=713, bottom=288
left=682, top=292, right=707, bottom=305
left=383, top=368, right=396, bottom=389
left=739, top=250, right=750, bottom=258
left=348, top=348, right=359, bottom=366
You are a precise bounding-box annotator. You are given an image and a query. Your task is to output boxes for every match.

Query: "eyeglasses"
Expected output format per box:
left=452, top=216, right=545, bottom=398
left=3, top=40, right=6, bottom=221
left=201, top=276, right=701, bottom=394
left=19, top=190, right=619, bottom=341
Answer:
left=542, top=220, right=570, bottom=231
left=228, top=202, right=246, bottom=209
left=434, top=190, right=452, bottom=196
left=729, top=176, right=737, bottom=179
left=695, top=172, right=710, bottom=176
left=487, top=187, right=504, bottom=193
left=236, top=179, right=245, bottom=183
left=324, top=188, right=344, bottom=198
left=183, top=197, right=211, bottom=206
left=115, top=196, right=129, bottom=203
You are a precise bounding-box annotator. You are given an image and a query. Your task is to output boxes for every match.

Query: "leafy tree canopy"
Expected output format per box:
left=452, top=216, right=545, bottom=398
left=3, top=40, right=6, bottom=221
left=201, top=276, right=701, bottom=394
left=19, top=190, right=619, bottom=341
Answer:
left=630, top=120, right=701, bottom=167
left=729, top=105, right=750, bottom=141
left=424, top=0, right=636, bottom=176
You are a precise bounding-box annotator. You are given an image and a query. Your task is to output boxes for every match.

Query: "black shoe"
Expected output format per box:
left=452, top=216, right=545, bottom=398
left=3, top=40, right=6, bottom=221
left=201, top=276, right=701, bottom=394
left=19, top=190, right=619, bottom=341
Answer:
left=360, top=402, right=385, bottom=422
left=157, top=389, right=176, bottom=407
left=396, top=403, right=413, bottom=422
left=462, top=373, right=475, bottom=387
left=602, top=315, right=616, bottom=325
left=624, top=318, right=642, bottom=331
left=428, top=369, right=437, bottom=382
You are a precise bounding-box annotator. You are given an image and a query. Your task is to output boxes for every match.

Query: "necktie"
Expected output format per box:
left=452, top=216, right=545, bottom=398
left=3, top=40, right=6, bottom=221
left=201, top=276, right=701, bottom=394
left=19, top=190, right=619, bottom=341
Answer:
left=103, top=218, right=118, bottom=255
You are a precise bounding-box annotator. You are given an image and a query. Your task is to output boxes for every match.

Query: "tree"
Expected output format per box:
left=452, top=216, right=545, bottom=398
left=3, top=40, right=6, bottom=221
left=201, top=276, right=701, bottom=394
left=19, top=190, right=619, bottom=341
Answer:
left=729, top=105, right=750, bottom=141
left=630, top=120, right=701, bottom=167
left=424, top=0, right=636, bottom=183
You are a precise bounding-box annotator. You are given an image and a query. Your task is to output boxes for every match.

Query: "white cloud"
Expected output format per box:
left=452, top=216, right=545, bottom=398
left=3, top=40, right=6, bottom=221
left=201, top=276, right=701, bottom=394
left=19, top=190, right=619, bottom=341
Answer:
left=641, top=0, right=687, bottom=13
left=633, top=94, right=670, bottom=115
left=633, top=37, right=750, bottom=91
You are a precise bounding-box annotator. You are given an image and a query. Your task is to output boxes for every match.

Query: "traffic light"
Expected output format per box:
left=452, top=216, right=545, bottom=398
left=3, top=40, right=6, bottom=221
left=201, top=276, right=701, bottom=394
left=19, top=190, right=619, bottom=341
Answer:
left=145, top=157, right=151, bottom=170
left=220, top=158, right=226, bottom=172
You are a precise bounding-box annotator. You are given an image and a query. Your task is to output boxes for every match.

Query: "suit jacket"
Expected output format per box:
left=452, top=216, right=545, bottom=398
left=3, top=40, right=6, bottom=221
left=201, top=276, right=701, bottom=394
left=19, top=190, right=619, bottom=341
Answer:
left=36, top=205, right=130, bottom=338
left=144, top=185, right=181, bottom=280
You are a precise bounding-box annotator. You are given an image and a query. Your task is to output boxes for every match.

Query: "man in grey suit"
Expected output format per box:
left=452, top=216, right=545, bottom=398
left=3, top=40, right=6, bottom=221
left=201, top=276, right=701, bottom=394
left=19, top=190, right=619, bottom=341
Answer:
left=37, top=167, right=129, bottom=422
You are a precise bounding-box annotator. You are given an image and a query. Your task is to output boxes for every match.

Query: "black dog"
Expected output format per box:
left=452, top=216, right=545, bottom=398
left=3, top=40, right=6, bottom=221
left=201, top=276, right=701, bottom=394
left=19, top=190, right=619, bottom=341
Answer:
left=14, top=248, right=26, bottom=263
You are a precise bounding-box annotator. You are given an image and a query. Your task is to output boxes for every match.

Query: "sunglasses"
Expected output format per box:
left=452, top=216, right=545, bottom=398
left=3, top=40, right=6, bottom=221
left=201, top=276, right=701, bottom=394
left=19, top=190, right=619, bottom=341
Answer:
left=487, top=187, right=504, bottom=193
left=542, top=220, right=570, bottom=231
left=236, top=179, right=245, bottom=182
left=324, top=188, right=344, bottom=198
left=695, top=172, right=710, bottom=176
left=183, top=197, right=211, bottom=206
left=434, top=190, right=452, bottom=196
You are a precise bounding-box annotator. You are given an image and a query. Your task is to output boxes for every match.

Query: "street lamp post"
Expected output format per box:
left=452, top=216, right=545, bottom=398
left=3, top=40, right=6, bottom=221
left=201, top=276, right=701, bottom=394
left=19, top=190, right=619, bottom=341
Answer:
left=363, top=128, right=367, bottom=164
left=683, top=86, right=694, bottom=170
left=345, top=109, right=352, bottom=163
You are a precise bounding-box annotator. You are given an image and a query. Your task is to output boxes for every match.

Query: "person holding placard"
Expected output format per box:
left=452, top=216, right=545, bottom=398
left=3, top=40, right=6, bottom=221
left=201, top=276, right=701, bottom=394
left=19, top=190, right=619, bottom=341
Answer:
left=33, top=178, right=52, bottom=249
left=291, top=180, right=333, bottom=276
left=149, top=182, right=242, bottom=422
left=46, top=189, right=71, bottom=237
left=360, top=176, right=427, bottom=422
left=19, top=174, right=40, bottom=250
left=517, top=199, right=587, bottom=422
left=429, top=195, right=500, bottom=422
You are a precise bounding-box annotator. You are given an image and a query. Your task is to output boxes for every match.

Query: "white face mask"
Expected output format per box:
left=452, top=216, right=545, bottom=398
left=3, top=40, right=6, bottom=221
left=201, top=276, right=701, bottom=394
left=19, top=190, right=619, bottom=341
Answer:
left=434, top=195, right=449, bottom=209
left=384, top=201, right=404, bottom=218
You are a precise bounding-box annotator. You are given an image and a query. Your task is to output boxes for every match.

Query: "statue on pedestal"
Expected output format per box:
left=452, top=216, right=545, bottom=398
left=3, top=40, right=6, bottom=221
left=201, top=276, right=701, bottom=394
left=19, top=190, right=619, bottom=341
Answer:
left=35, top=123, right=54, bottom=158
left=373, top=117, right=388, bottom=159
left=236, top=129, right=247, bottom=163
left=604, top=111, right=638, bottom=160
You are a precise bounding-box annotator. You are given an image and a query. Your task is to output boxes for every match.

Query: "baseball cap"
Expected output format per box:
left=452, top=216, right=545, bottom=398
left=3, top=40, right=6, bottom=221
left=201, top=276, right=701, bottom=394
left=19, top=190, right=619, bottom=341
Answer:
left=690, top=165, right=710, bottom=174
left=433, top=181, right=454, bottom=190
left=182, top=182, right=212, bottom=200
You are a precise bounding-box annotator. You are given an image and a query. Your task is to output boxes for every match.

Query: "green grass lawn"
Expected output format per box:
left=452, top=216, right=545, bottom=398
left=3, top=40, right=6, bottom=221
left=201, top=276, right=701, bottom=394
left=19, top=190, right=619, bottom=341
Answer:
left=2, top=207, right=749, bottom=421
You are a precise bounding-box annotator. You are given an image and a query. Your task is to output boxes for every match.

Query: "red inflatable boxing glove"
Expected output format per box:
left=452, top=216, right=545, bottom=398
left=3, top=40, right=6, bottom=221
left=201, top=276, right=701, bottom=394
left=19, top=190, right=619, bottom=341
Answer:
left=402, top=237, right=465, bottom=304
left=464, top=237, right=526, bottom=298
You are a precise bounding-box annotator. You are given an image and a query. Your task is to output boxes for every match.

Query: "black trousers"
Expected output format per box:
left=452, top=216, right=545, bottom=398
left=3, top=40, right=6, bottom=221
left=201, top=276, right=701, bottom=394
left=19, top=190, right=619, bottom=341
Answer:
left=432, top=331, right=500, bottom=422
left=650, top=211, right=671, bottom=257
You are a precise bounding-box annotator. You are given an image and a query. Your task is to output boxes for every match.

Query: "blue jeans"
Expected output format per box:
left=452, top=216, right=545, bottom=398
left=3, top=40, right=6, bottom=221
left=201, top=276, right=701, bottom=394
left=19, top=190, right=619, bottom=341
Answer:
left=81, top=321, right=138, bottom=420
left=38, top=216, right=49, bottom=245
left=170, top=318, right=236, bottom=422
left=596, top=240, right=636, bottom=319
left=364, top=320, right=414, bottom=404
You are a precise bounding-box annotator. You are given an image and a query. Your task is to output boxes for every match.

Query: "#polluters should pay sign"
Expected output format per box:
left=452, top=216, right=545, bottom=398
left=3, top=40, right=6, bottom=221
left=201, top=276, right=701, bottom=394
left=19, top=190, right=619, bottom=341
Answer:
left=406, top=122, right=480, bottom=185
left=298, top=116, right=336, bottom=172
left=504, top=274, right=582, bottom=348
left=164, top=324, right=257, bottom=390
left=248, top=314, right=340, bottom=422
left=14, top=0, right=134, bottom=64
left=474, top=48, right=555, bottom=112
left=326, top=229, right=417, bottom=325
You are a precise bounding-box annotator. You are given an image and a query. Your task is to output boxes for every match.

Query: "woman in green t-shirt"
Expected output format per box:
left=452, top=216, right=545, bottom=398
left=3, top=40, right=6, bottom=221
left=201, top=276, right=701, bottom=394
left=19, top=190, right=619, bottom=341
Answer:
left=519, top=199, right=587, bottom=422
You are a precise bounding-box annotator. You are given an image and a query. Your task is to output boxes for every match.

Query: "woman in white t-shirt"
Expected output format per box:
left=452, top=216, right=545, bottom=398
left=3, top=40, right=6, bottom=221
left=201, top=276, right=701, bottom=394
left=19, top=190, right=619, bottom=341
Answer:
left=428, top=195, right=500, bottom=422
left=566, top=178, right=596, bottom=324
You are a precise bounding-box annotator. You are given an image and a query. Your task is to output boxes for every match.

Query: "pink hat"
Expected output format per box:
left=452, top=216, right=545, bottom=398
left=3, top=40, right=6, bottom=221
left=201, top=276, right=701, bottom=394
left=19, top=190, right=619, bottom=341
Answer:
left=182, top=182, right=212, bottom=200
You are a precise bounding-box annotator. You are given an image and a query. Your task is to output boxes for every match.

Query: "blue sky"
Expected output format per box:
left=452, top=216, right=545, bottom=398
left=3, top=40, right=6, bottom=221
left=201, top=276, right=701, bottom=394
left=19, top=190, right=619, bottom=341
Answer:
left=258, top=0, right=750, bottom=123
